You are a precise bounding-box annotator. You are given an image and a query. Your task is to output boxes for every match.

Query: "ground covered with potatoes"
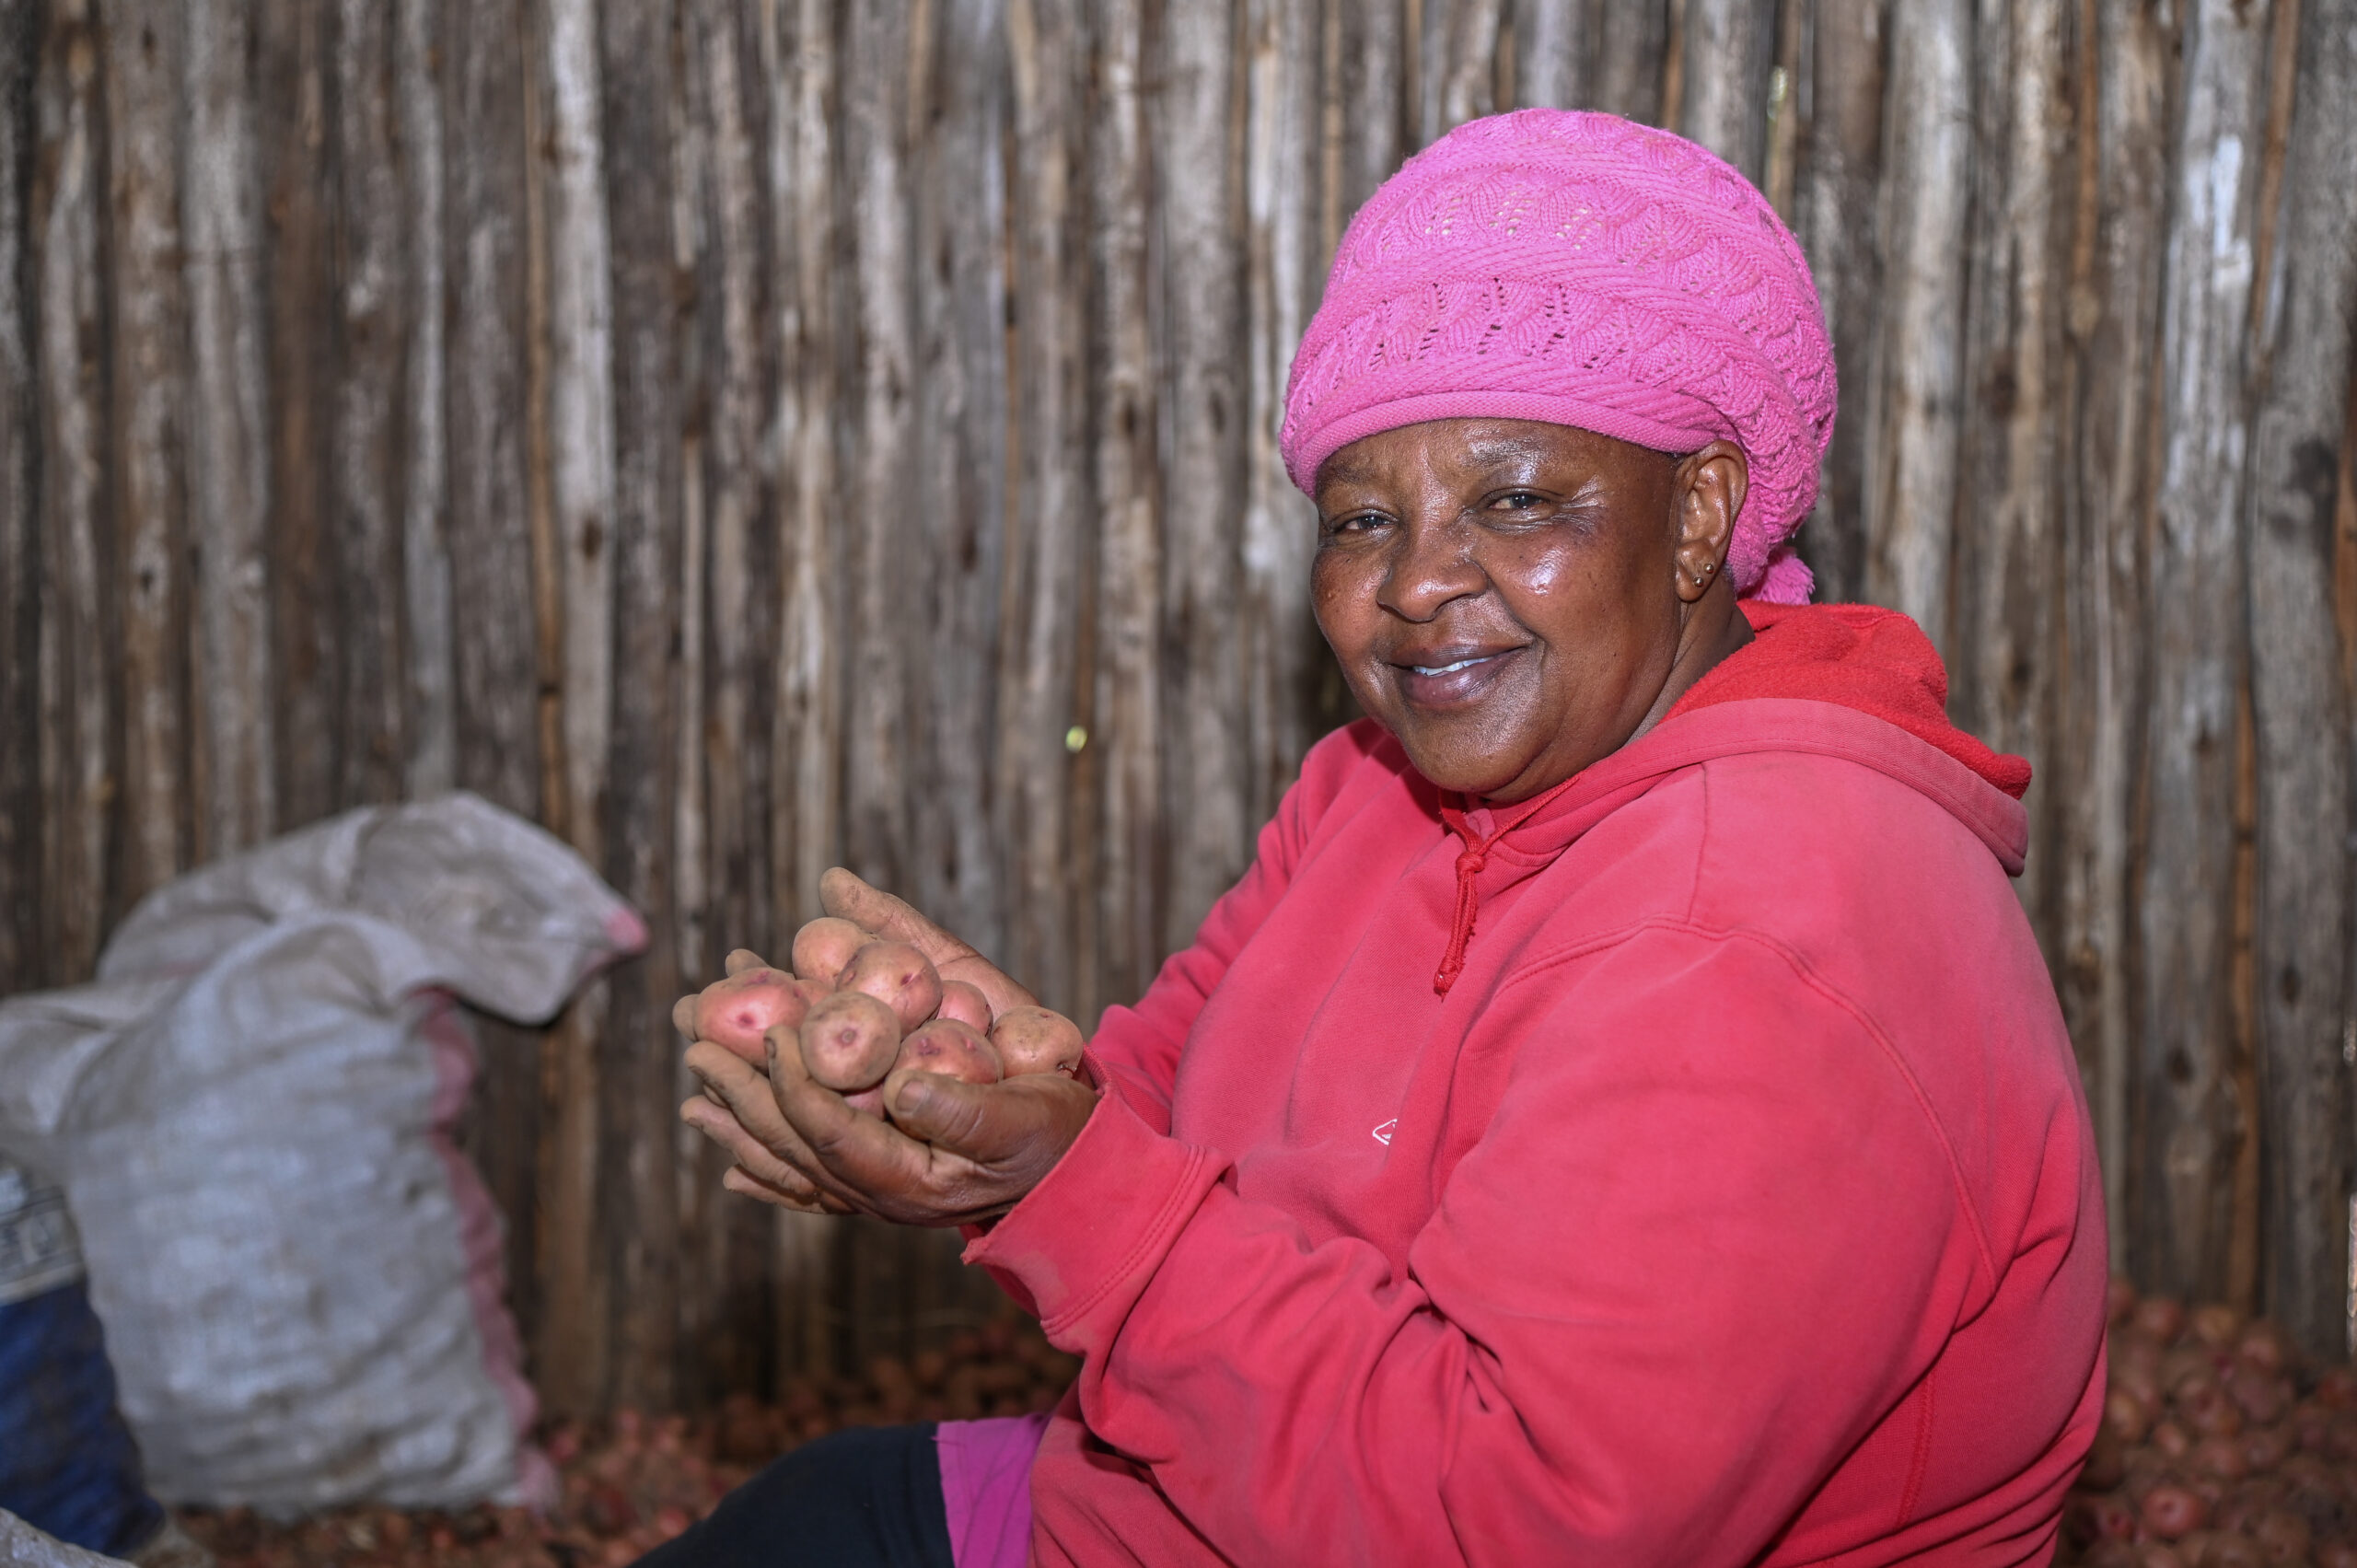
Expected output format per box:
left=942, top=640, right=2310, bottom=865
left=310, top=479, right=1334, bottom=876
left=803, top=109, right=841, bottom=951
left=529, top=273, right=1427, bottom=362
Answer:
left=169, top=1279, right=2357, bottom=1567
left=2062, top=1282, right=2357, bottom=1566
left=175, top=1320, right=1080, bottom=1568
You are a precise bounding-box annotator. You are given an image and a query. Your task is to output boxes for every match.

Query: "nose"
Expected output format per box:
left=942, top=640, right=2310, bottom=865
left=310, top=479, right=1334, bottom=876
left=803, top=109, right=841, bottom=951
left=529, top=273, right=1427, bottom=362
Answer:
left=1376, top=507, right=1486, bottom=623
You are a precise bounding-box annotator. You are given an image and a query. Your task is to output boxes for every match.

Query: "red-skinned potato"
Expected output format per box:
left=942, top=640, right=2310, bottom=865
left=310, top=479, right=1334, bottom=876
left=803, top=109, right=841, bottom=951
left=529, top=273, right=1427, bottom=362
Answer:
left=2106, top=1388, right=2153, bottom=1446
left=2315, top=1365, right=2357, bottom=1408
left=836, top=941, right=946, bottom=1033
left=2138, top=1481, right=2206, bottom=1539
left=792, top=917, right=870, bottom=987
left=880, top=1020, right=1002, bottom=1130
left=2290, top=1403, right=2337, bottom=1454
left=2084, top=1493, right=2139, bottom=1542
left=2178, top=1380, right=2243, bottom=1438
left=2160, top=1346, right=2217, bottom=1397
left=2223, top=1362, right=2289, bottom=1425
left=935, top=980, right=994, bottom=1033
left=2197, top=1532, right=2262, bottom=1568
left=2250, top=1510, right=2309, bottom=1562
left=2185, top=1434, right=2245, bottom=1481
left=798, top=990, right=902, bottom=1093
left=2236, top=1423, right=2289, bottom=1472
left=891, top=1017, right=1002, bottom=1085
left=2235, top=1320, right=2290, bottom=1375
left=2188, top=1303, right=2241, bottom=1350
left=2136, top=1296, right=2189, bottom=1345
left=695, top=969, right=823, bottom=1064
left=989, top=1005, right=1084, bottom=1078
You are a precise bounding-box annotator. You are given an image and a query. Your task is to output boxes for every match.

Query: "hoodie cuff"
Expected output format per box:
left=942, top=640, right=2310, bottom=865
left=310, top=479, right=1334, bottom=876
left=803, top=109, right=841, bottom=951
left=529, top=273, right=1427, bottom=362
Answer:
left=962, top=1084, right=1220, bottom=1342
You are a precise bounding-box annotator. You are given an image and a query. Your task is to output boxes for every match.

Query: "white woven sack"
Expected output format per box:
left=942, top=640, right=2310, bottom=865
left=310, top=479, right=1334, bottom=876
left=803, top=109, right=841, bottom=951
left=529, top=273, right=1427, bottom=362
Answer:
left=0, top=794, right=645, bottom=1511
left=0, top=1507, right=133, bottom=1568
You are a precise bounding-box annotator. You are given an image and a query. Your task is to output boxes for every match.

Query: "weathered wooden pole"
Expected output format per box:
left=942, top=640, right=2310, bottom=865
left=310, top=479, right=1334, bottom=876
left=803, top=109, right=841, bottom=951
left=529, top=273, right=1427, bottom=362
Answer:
left=2137, top=0, right=2274, bottom=1303
left=2247, top=0, right=2357, bottom=1358
left=184, top=0, right=275, bottom=858
left=0, top=0, right=40, bottom=990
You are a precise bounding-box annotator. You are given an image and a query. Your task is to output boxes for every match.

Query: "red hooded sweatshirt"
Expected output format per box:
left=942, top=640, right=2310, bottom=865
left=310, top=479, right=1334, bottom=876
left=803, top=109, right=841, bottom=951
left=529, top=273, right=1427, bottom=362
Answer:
left=966, top=603, right=2108, bottom=1565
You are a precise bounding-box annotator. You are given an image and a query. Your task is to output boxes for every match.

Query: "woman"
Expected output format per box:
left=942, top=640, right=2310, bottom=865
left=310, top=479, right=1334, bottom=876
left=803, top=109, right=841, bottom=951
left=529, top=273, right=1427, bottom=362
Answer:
left=664, top=109, right=2106, bottom=1565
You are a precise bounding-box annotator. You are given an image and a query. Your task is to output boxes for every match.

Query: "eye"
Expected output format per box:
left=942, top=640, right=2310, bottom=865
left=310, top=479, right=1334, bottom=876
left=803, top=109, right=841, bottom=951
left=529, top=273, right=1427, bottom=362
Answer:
left=1488, top=489, right=1549, bottom=512
left=1320, top=509, right=1389, bottom=540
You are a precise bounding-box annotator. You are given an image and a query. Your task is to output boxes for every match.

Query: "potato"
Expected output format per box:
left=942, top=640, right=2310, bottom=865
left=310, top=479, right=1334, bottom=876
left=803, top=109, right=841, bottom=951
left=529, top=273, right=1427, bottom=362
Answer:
left=880, top=1019, right=1001, bottom=1128
left=2136, top=1296, right=2189, bottom=1346
left=791, top=917, right=870, bottom=988
left=935, top=980, right=994, bottom=1033
left=2223, top=1363, right=2288, bottom=1425
left=2186, top=1434, right=2245, bottom=1481
left=2179, top=1380, right=2244, bottom=1438
left=836, top=940, right=945, bottom=1033
left=2197, top=1532, right=2262, bottom=1568
left=2189, top=1303, right=2242, bottom=1350
left=2238, top=1423, right=2290, bottom=1474
left=2251, top=1510, right=2309, bottom=1562
left=694, top=968, right=820, bottom=1064
left=2235, top=1320, right=2291, bottom=1375
left=798, top=990, right=902, bottom=1093
left=989, top=1005, right=1084, bottom=1078
left=2106, top=1388, right=2153, bottom=1446
left=2139, top=1481, right=2206, bottom=1539
left=892, top=1017, right=1002, bottom=1085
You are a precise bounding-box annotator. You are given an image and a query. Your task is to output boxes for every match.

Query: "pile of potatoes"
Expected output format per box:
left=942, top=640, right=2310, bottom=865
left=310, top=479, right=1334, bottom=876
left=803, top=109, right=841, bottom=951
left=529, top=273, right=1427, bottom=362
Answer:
left=178, top=1319, right=1082, bottom=1568
left=687, top=918, right=1084, bottom=1117
left=2065, top=1280, right=2357, bottom=1566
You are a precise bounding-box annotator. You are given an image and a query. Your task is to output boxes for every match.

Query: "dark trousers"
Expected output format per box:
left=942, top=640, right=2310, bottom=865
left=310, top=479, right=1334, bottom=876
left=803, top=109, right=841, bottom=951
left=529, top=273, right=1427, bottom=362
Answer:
left=0, top=1282, right=164, bottom=1558
left=634, top=1423, right=956, bottom=1568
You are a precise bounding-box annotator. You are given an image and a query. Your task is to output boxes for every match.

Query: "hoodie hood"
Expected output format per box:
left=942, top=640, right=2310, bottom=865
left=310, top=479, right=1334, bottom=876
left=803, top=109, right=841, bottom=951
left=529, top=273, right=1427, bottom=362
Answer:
left=1673, top=602, right=2031, bottom=798
left=1429, top=603, right=2032, bottom=992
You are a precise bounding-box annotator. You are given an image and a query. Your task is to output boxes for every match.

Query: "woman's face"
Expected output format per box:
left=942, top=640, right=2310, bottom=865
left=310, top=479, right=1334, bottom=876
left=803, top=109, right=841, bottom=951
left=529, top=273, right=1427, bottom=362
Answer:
left=1311, top=418, right=1745, bottom=803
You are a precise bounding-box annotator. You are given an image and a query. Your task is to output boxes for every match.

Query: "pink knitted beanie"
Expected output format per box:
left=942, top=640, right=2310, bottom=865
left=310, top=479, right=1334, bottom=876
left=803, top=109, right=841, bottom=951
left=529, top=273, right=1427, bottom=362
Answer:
left=1281, top=110, right=1836, bottom=603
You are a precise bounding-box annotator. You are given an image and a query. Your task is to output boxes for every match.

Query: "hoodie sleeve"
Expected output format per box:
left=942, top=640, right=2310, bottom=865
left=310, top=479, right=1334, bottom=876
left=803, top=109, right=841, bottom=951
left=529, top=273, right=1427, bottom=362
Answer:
left=1080, top=724, right=1383, bottom=1132
left=968, top=923, right=1989, bottom=1565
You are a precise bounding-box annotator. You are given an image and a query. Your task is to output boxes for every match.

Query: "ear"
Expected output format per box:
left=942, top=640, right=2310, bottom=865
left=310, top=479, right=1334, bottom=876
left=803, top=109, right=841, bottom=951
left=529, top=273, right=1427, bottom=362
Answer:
left=1670, top=440, right=1749, bottom=604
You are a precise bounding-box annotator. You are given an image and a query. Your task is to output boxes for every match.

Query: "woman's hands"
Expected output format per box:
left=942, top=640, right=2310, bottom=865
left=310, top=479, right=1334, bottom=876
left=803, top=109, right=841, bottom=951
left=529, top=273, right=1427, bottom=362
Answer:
left=683, top=1030, right=1097, bottom=1225
left=674, top=869, right=1097, bottom=1226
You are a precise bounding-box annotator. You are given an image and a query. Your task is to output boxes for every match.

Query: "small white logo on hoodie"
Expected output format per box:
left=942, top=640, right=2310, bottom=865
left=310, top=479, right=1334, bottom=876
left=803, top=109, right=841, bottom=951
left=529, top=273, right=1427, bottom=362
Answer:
left=1371, top=1120, right=1397, bottom=1146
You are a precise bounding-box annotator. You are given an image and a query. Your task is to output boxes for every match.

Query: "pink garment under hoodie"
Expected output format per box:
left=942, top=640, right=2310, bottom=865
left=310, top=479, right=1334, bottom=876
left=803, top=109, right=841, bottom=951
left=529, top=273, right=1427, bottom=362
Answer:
left=965, top=602, right=2107, bottom=1565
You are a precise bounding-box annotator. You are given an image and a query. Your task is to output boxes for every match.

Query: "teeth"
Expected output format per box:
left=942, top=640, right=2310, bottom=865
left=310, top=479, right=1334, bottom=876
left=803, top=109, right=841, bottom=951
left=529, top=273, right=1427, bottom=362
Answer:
left=1412, top=656, right=1488, bottom=676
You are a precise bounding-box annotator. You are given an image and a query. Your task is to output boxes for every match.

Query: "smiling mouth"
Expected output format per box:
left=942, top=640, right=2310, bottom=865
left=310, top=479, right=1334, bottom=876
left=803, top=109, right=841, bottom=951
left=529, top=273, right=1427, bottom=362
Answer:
left=1388, top=645, right=1525, bottom=709
left=1408, top=654, right=1503, bottom=676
